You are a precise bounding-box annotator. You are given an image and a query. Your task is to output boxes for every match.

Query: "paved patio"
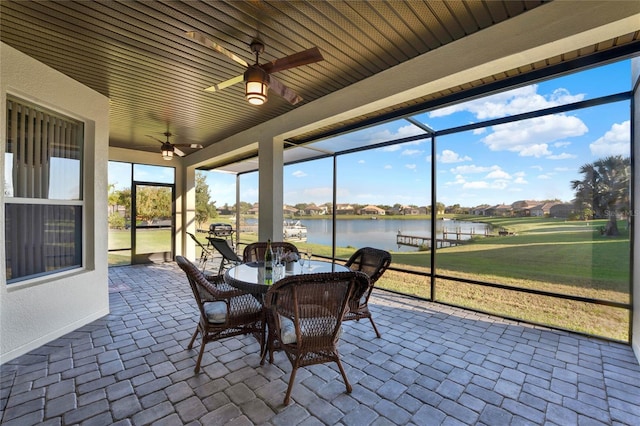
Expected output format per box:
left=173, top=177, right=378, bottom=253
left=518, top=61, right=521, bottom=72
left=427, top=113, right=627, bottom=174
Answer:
left=1, top=262, right=639, bottom=425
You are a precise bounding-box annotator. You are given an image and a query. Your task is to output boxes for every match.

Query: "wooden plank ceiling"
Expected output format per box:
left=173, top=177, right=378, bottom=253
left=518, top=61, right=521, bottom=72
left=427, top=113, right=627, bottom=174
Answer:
left=1, top=1, right=636, bottom=160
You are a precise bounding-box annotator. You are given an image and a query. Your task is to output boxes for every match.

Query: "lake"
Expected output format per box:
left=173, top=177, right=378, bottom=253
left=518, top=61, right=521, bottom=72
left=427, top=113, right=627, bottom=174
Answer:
left=299, top=218, right=489, bottom=252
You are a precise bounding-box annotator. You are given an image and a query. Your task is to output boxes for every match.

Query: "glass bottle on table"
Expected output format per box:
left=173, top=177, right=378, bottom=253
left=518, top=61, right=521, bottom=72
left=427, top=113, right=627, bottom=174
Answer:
left=264, top=239, right=273, bottom=285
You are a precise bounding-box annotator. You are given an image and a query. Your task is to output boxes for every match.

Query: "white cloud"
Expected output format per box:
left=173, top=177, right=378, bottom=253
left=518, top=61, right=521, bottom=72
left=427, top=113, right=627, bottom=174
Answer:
left=292, top=170, right=307, bottom=178
left=473, top=127, right=486, bottom=135
left=358, top=159, right=365, bottom=164
left=519, top=144, right=552, bottom=157
left=447, top=166, right=527, bottom=191
left=490, top=180, right=509, bottom=190
left=439, top=149, right=471, bottom=163
left=369, top=124, right=426, bottom=148
left=537, top=174, right=552, bottom=180
left=547, top=152, right=577, bottom=160
left=401, top=149, right=423, bottom=156
left=590, top=120, right=630, bottom=157
left=486, top=169, right=511, bottom=180
left=463, top=181, right=489, bottom=189
left=405, top=164, right=417, bottom=170
left=449, top=164, right=495, bottom=174
left=430, top=85, right=585, bottom=119
left=482, top=114, right=588, bottom=157
left=384, top=164, right=392, bottom=169
left=554, top=141, right=571, bottom=148
left=453, top=174, right=466, bottom=184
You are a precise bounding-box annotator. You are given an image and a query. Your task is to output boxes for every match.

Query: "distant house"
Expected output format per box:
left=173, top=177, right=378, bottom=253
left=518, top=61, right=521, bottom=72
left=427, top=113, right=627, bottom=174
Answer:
left=302, top=204, right=324, bottom=215
left=359, top=205, right=386, bottom=215
left=512, top=200, right=537, bottom=209
left=386, top=207, right=399, bottom=215
left=402, top=205, right=420, bottom=215
left=247, top=203, right=259, bottom=215
left=472, top=205, right=491, bottom=216
left=335, top=204, right=355, bottom=215
left=217, top=206, right=235, bottom=215
left=319, top=203, right=333, bottom=215
left=531, top=202, right=559, bottom=217
left=283, top=204, right=299, bottom=216
left=484, top=204, right=513, bottom=217
left=389, top=205, right=417, bottom=215
left=549, top=203, right=575, bottom=218
left=511, top=200, right=539, bottom=217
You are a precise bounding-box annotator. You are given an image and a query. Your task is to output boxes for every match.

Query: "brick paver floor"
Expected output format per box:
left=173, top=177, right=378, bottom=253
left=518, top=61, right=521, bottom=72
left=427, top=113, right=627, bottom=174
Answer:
left=1, top=262, right=639, bottom=425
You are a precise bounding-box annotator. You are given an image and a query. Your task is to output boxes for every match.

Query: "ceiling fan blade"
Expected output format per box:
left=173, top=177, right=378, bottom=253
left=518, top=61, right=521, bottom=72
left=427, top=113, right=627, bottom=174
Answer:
left=174, top=147, right=186, bottom=157
left=185, top=31, right=249, bottom=68
left=174, top=143, right=203, bottom=149
left=146, top=135, right=164, bottom=144
left=261, top=47, right=323, bottom=74
left=204, top=74, right=244, bottom=93
left=268, top=75, right=303, bottom=105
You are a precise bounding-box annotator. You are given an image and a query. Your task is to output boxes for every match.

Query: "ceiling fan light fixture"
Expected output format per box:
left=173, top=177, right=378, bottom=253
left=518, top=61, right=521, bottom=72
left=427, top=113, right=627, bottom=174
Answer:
left=161, top=142, right=174, bottom=160
left=245, top=65, right=268, bottom=105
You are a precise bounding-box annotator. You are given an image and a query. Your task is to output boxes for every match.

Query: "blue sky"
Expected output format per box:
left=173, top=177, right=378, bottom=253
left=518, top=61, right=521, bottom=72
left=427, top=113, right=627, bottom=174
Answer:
left=205, top=59, right=631, bottom=209
left=109, top=162, right=175, bottom=191
left=103, top=58, right=632, bottom=209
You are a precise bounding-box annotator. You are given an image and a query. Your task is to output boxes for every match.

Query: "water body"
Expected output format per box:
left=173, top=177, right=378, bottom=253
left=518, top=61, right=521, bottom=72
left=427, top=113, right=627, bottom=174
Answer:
left=243, top=217, right=489, bottom=252
left=302, top=218, right=489, bottom=252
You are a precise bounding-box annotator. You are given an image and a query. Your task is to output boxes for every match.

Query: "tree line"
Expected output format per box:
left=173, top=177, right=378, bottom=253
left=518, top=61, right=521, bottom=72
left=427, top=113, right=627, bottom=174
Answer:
left=108, top=157, right=630, bottom=237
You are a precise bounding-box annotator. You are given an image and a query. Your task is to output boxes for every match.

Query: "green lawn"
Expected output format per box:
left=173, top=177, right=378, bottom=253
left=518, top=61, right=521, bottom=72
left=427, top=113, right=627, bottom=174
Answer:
left=377, top=216, right=631, bottom=341
left=108, top=228, right=171, bottom=265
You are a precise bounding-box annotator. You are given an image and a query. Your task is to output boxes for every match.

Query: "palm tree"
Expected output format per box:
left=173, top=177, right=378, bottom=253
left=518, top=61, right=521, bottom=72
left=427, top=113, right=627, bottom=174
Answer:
left=571, top=155, right=629, bottom=236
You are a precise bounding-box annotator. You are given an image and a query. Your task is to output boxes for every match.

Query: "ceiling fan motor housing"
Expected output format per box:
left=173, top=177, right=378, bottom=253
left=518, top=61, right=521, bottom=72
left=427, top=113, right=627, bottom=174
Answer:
left=250, top=40, right=265, bottom=56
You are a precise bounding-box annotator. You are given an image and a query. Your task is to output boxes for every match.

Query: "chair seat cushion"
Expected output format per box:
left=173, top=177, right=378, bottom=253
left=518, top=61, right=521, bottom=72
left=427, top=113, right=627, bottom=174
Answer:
left=204, top=301, right=228, bottom=323
left=280, top=315, right=296, bottom=344
left=279, top=313, right=343, bottom=345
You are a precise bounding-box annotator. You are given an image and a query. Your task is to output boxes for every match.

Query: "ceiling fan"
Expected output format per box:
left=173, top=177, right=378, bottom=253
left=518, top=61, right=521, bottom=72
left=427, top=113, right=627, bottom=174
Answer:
left=146, top=132, right=203, bottom=160
left=186, top=31, right=324, bottom=105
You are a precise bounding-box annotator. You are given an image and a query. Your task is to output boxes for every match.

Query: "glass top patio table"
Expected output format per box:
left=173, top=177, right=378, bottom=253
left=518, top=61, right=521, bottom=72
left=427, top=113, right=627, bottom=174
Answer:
left=224, top=260, right=349, bottom=295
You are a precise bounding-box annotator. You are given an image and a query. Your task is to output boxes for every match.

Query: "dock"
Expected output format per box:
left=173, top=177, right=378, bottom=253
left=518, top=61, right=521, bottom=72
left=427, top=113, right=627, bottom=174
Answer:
left=397, top=227, right=490, bottom=249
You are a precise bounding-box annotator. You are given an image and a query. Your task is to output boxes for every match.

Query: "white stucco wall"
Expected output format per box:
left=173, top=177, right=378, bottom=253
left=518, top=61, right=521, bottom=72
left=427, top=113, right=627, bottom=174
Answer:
left=0, top=43, right=110, bottom=363
left=632, top=57, right=640, bottom=364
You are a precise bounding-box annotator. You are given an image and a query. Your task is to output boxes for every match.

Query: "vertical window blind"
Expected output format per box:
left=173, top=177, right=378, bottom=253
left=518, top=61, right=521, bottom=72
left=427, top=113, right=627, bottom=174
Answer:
left=5, top=96, right=84, bottom=283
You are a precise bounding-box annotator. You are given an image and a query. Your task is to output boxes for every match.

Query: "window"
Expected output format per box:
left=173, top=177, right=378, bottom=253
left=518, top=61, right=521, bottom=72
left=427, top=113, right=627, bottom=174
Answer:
left=4, top=96, right=84, bottom=283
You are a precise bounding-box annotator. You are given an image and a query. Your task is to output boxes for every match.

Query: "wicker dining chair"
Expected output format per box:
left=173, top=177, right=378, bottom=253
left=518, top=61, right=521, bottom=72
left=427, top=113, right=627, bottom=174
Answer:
left=176, top=256, right=264, bottom=373
left=343, top=247, right=392, bottom=338
left=242, top=241, right=299, bottom=263
left=264, top=271, right=369, bottom=405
